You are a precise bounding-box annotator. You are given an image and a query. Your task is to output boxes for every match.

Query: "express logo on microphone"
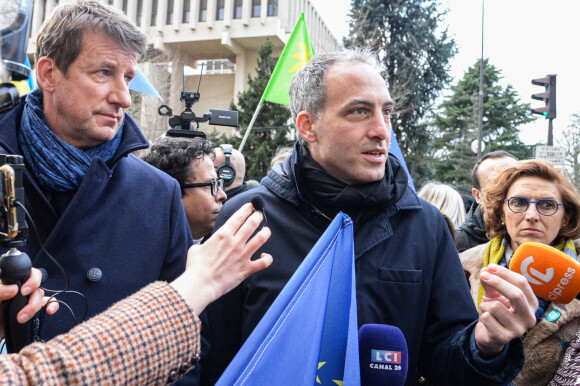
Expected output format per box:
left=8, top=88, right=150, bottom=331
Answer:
left=510, top=242, right=580, bottom=302
left=519, top=256, right=555, bottom=285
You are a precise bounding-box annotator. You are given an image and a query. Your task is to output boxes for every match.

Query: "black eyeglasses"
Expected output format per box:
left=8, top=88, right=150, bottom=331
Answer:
left=504, top=196, right=565, bottom=216
left=182, top=178, right=224, bottom=197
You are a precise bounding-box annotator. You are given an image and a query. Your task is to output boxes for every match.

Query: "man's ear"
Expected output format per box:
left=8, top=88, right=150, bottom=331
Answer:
left=296, top=111, right=317, bottom=144
left=36, top=57, right=57, bottom=92
left=472, top=187, right=483, bottom=204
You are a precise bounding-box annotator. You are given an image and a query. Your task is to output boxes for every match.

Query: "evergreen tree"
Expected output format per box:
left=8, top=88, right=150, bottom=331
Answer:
left=211, top=39, right=293, bottom=181
left=344, top=0, right=456, bottom=184
left=433, top=59, right=534, bottom=189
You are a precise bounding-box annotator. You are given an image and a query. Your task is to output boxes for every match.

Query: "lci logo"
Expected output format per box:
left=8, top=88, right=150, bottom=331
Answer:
left=371, top=350, right=402, bottom=364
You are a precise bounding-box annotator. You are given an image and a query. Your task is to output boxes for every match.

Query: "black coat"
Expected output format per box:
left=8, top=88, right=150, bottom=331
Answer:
left=455, top=202, right=489, bottom=253
left=201, top=149, right=524, bottom=385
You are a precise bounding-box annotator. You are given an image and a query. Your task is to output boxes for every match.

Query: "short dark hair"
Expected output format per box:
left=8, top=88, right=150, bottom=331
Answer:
left=471, top=150, right=518, bottom=190
left=142, top=137, right=215, bottom=196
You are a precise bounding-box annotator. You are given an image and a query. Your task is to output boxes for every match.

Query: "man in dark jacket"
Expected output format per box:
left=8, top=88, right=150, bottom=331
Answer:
left=0, top=0, right=192, bottom=348
left=202, top=49, right=537, bottom=385
left=455, top=151, right=518, bottom=252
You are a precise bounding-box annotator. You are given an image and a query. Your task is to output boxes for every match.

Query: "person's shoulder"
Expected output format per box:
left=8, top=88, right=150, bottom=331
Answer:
left=224, top=185, right=271, bottom=210
left=121, top=155, right=180, bottom=188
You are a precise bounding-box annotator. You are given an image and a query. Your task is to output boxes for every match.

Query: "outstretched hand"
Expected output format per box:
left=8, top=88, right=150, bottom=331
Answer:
left=171, top=203, right=272, bottom=314
left=474, top=264, right=538, bottom=357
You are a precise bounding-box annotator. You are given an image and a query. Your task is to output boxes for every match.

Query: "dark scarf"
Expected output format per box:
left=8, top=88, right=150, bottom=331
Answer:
left=19, top=89, right=124, bottom=193
left=295, top=144, right=408, bottom=225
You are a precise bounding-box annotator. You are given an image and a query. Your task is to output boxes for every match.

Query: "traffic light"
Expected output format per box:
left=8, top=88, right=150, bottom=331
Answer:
left=531, top=75, right=556, bottom=119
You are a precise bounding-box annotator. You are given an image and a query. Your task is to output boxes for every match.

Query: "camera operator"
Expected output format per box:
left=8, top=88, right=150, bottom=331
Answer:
left=0, top=204, right=272, bottom=384
left=0, top=0, right=194, bottom=353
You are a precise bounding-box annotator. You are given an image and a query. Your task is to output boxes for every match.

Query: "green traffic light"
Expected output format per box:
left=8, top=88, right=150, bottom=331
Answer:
left=543, top=112, right=549, bottom=117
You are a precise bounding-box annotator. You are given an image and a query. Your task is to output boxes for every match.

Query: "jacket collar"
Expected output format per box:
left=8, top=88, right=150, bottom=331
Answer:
left=263, top=142, right=422, bottom=216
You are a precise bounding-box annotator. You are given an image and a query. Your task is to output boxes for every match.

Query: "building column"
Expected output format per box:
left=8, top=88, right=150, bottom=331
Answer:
left=141, top=0, right=152, bottom=29
left=189, top=0, right=199, bottom=30
left=174, top=0, right=183, bottom=30
left=260, top=0, right=266, bottom=24
left=221, top=31, right=246, bottom=103
left=242, top=0, right=249, bottom=26
left=207, top=0, right=216, bottom=29
left=127, top=0, right=138, bottom=23
left=31, top=0, right=45, bottom=39
left=158, top=0, right=168, bottom=31
left=224, top=0, right=233, bottom=27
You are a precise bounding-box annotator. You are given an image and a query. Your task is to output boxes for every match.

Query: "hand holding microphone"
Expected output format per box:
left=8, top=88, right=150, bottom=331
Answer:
left=508, top=241, right=580, bottom=303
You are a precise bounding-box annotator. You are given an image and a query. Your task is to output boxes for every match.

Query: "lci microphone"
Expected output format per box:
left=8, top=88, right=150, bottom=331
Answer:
left=359, top=324, right=408, bottom=386
left=509, top=242, right=580, bottom=304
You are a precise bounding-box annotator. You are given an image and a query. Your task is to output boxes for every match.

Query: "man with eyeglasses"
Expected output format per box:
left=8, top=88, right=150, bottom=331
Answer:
left=143, top=137, right=227, bottom=244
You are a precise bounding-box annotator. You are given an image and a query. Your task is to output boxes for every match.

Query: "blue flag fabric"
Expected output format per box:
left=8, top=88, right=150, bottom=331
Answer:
left=129, top=67, right=164, bottom=101
left=389, top=130, right=416, bottom=192
left=216, top=212, right=360, bottom=385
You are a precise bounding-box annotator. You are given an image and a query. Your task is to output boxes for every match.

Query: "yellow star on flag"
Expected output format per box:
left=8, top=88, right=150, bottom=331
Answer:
left=316, top=362, right=326, bottom=384
left=289, top=42, right=312, bottom=73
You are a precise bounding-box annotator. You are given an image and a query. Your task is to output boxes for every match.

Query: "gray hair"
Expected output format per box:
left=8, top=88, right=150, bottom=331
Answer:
left=289, top=48, right=383, bottom=128
left=36, top=0, right=147, bottom=77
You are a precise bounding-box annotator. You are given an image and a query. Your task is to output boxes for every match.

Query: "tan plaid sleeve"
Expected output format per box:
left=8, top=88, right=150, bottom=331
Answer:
left=0, top=281, right=200, bottom=385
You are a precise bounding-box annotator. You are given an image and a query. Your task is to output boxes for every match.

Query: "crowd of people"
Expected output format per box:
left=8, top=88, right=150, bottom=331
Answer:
left=2, top=1, right=580, bottom=385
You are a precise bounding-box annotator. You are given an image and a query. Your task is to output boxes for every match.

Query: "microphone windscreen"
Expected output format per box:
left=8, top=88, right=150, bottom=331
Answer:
left=509, top=242, right=580, bottom=303
left=359, top=324, right=408, bottom=386
left=251, top=194, right=265, bottom=212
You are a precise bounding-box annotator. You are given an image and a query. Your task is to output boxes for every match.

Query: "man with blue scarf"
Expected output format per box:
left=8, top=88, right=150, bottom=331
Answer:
left=0, top=0, right=192, bottom=362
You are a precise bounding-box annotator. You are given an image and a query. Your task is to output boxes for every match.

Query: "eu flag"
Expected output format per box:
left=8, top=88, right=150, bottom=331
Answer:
left=216, top=213, right=360, bottom=385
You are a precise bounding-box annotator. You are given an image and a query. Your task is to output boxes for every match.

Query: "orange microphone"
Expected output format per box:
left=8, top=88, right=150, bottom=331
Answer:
left=509, top=242, right=580, bottom=304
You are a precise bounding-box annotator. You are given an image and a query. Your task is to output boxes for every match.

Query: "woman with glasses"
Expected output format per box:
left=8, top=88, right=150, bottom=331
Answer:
left=460, top=159, right=580, bottom=385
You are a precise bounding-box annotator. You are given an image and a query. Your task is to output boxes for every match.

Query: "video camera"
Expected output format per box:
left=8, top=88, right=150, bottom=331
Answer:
left=1, top=0, right=32, bottom=247
left=158, top=62, right=239, bottom=138
left=0, top=0, right=34, bottom=353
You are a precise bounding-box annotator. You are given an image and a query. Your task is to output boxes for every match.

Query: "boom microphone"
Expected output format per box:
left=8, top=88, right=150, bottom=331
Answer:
left=509, top=242, right=580, bottom=304
left=358, top=324, right=408, bottom=386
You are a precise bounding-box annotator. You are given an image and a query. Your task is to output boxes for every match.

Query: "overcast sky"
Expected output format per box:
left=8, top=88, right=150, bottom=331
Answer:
left=312, top=0, right=580, bottom=148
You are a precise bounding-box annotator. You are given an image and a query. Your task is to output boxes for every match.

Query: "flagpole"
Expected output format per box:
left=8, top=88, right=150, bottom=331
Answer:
left=238, top=99, right=263, bottom=153
left=237, top=12, right=311, bottom=153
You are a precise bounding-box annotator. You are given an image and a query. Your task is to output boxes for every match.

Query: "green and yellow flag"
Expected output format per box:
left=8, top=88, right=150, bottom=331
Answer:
left=261, top=12, right=313, bottom=106
left=239, top=13, right=313, bottom=152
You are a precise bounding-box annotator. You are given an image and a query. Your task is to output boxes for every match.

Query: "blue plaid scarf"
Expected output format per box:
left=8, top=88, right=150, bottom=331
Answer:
left=19, top=89, right=124, bottom=193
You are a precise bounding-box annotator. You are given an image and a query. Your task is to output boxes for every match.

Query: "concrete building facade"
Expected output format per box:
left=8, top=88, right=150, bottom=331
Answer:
left=27, top=0, right=341, bottom=139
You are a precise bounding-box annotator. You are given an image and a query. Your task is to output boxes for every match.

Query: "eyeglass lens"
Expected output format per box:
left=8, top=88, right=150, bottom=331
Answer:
left=507, top=197, right=558, bottom=215
left=211, top=179, right=224, bottom=196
